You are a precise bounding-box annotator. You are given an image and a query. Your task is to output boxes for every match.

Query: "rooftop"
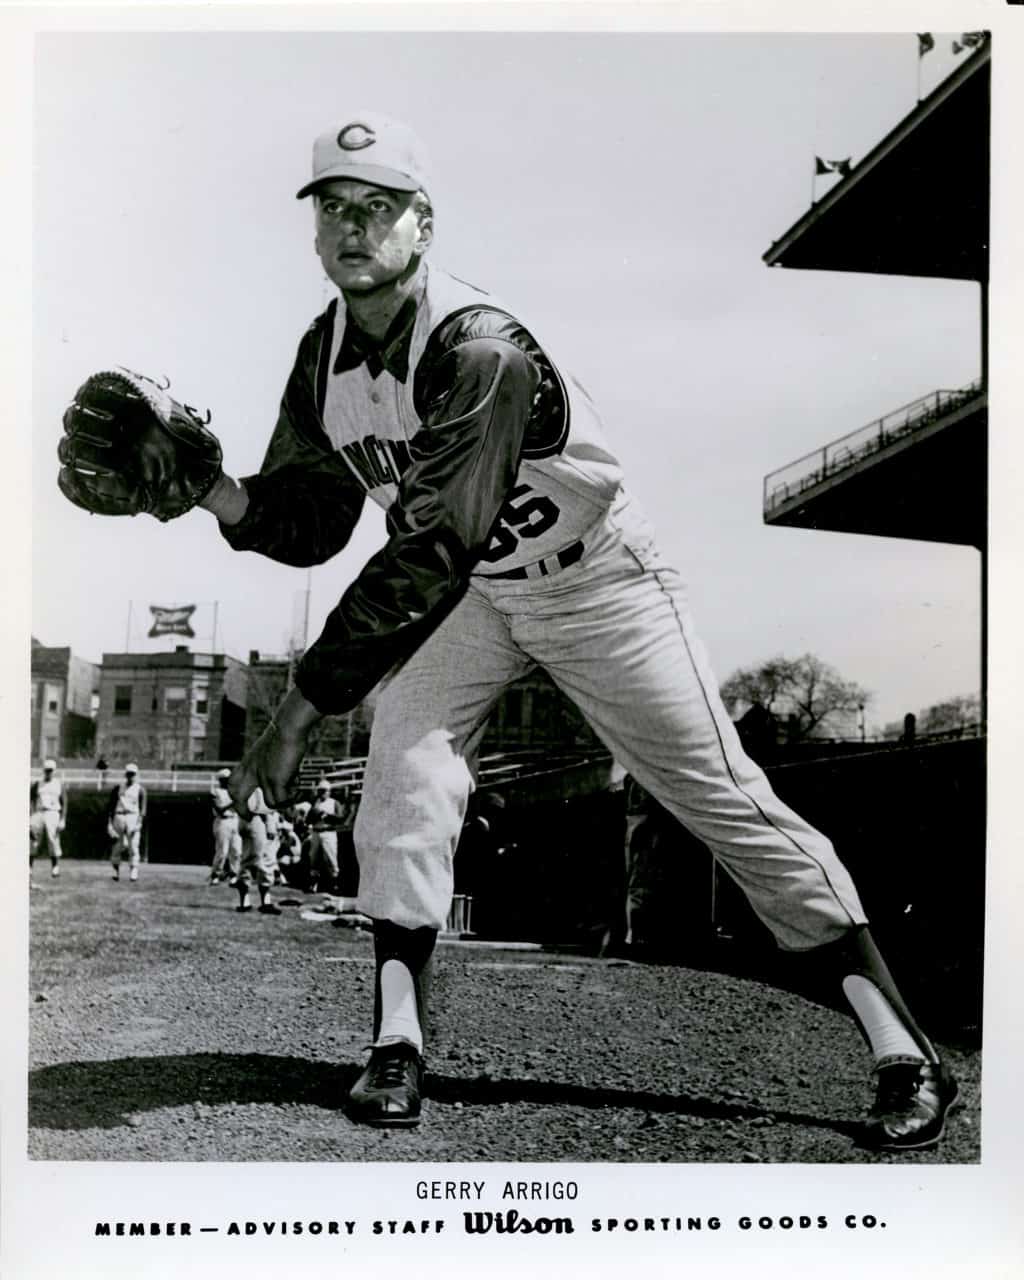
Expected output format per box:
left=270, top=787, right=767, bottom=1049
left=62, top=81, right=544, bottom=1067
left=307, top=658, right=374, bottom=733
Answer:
left=763, top=37, right=989, bottom=281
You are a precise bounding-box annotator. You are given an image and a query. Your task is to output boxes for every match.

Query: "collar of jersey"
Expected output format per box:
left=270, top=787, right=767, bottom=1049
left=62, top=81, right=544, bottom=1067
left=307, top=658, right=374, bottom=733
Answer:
left=333, top=292, right=420, bottom=383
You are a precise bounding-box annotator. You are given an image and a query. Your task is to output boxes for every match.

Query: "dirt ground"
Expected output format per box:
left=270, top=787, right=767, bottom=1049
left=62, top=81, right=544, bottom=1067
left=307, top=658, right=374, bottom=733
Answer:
left=27, top=860, right=980, bottom=1164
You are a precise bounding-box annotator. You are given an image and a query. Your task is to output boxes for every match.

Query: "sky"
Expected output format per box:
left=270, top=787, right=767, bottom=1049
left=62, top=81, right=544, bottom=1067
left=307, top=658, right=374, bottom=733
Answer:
left=31, top=29, right=988, bottom=731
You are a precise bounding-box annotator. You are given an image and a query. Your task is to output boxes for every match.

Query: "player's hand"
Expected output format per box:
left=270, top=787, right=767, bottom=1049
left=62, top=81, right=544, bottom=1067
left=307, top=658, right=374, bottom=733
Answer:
left=228, top=686, right=322, bottom=812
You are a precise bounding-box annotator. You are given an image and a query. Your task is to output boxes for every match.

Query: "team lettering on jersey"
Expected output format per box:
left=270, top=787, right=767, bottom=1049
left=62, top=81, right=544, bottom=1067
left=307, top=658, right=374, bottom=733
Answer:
left=341, top=435, right=413, bottom=491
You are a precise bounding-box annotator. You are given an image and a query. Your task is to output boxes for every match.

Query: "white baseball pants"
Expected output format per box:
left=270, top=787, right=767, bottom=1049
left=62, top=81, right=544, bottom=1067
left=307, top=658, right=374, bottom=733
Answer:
left=309, top=831, right=340, bottom=885
left=354, top=492, right=867, bottom=950
left=211, top=815, right=242, bottom=879
left=237, top=816, right=275, bottom=890
left=30, top=811, right=63, bottom=861
left=110, top=813, right=142, bottom=869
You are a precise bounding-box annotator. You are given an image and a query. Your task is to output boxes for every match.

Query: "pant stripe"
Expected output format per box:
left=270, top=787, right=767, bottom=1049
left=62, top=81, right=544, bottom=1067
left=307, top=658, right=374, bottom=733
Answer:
left=650, top=566, right=861, bottom=933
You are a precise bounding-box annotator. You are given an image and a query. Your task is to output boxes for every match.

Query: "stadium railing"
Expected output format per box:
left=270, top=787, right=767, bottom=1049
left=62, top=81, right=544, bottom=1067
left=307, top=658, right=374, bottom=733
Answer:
left=763, top=379, right=984, bottom=514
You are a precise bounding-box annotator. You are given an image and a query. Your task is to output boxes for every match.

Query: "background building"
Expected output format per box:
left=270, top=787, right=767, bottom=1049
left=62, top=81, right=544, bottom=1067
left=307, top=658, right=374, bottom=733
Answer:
left=30, top=637, right=99, bottom=762
left=483, top=670, right=599, bottom=752
left=95, top=647, right=247, bottom=767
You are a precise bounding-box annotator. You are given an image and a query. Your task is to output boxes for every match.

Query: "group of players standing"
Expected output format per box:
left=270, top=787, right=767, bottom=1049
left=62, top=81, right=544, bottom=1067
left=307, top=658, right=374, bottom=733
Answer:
left=209, top=769, right=355, bottom=914
left=29, top=758, right=147, bottom=883
left=31, top=759, right=355, bottom=906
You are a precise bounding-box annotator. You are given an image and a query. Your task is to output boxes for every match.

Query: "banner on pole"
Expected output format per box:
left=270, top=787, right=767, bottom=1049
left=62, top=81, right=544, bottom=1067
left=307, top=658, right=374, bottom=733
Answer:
left=814, top=156, right=852, bottom=177
left=148, top=604, right=197, bottom=638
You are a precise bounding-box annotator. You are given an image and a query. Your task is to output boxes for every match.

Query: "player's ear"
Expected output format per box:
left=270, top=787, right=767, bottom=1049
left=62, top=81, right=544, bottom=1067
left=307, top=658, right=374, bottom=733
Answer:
left=412, top=192, right=434, bottom=256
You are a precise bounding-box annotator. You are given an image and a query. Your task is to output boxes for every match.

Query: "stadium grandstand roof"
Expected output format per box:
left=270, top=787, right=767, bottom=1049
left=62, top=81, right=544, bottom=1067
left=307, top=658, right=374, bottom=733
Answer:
left=763, top=36, right=989, bottom=281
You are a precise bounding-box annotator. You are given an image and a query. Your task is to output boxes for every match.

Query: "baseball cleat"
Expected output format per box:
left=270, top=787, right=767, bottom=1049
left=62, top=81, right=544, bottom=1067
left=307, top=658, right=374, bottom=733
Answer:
left=348, top=1042, right=423, bottom=1128
left=235, top=903, right=253, bottom=913
left=862, top=1059, right=962, bottom=1151
left=258, top=903, right=282, bottom=915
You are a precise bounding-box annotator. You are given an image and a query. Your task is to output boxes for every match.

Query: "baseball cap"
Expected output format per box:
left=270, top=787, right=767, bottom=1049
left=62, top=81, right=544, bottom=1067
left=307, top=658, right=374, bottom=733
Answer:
left=125, top=762, right=139, bottom=774
left=217, top=767, right=231, bottom=780
left=315, top=779, right=330, bottom=791
left=297, top=111, right=431, bottom=200
left=43, top=758, right=57, bottom=770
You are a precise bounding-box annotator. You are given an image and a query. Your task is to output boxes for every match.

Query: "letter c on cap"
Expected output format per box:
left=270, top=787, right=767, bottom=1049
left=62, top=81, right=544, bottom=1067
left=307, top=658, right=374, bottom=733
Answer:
left=338, top=123, right=376, bottom=151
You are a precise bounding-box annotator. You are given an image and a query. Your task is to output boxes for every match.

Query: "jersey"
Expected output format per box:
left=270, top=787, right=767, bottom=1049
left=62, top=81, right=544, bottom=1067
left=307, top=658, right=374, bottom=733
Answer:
left=211, top=784, right=237, bottom=820
left=32, top=776, right=63, bottom=813
left=318, top=264, right=624, bottom=570
left=219, top=262, right=628, bottom=714
left=112, top=781, right=144, bottom=816
left=311, top=796, right=342, bottom=828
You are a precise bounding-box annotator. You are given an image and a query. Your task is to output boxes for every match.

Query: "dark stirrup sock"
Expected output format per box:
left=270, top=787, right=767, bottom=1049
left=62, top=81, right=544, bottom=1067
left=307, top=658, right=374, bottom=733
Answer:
left=371, top=919, right=437, bottom=1051
left=820, top=925, right=938, bottom=1065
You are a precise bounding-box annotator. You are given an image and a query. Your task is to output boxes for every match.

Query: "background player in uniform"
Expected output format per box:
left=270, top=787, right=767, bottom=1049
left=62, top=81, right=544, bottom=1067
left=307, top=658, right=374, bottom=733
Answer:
left=30, top=758, right=66, bottom=880
left=275, top=809, right=302, bottom=885
left=307, top=779, right=344, bottom=894
left=263, top=805, right=283, bottom=885
left=209, top=766, right=242, bottom=885
left=107, top=762, right=146, bottom=882
left=234, top=788, right=282, bottom=915
left=59, top=111, right=960, bottom=1152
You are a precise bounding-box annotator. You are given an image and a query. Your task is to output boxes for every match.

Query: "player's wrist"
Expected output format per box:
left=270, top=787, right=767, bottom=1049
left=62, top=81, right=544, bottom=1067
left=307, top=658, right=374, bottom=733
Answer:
left=273, top=684, right=324, bottom=739
left=200, top=472, right=249, bottom=525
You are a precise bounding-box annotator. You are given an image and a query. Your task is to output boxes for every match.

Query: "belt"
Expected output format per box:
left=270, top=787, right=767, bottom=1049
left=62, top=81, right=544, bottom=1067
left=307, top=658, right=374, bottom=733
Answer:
left=478, top=539, right=584, bottom=581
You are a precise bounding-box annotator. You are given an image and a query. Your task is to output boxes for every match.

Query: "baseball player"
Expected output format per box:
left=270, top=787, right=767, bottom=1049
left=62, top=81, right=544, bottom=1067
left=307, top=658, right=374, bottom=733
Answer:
left=30, top=758, right=66, bottom=879
left=263, top=805, right=283, bottom=883
left=107, top=762, right=146, bottom=882
left=275, top=810, right=302, bottom=884
left=210, top=766, right=242, bottom=884
left=234, top=788, right=282, bottom=915
left=307, top=779, right=346, bottom=894
left=58, top=111, right=959, bottom=1151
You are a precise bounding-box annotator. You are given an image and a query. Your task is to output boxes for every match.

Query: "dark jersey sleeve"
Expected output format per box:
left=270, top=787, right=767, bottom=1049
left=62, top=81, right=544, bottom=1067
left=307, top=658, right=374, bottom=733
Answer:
left=218, top=304, right=367, bottom=568
left=294, top=312, right=541, bottom=713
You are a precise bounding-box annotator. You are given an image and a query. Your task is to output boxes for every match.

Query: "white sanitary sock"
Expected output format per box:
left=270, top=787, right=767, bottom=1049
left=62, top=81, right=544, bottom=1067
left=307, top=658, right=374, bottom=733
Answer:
left=842, top=975, right=926, bottom=1065
left=377, top=959, right=423, bottom=1053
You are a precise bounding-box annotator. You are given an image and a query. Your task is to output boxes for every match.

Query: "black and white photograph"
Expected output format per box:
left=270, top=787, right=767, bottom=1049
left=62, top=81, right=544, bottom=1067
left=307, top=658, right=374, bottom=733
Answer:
left=3, top=4, right=1022, bottom=1278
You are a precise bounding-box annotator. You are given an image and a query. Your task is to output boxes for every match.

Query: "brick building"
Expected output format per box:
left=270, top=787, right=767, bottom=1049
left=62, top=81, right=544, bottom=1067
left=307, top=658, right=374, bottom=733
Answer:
left=30, top=638, right=100, bottom=762
left=95, top=647, right=247, bottom=767
left=483, top=669, right=598, bottom=752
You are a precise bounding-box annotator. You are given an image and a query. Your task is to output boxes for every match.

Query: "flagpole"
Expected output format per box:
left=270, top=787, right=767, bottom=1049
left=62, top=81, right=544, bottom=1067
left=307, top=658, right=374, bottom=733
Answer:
left=212, top=600, right=219, bottom=654
left=124, top=600, right=133, bottom=651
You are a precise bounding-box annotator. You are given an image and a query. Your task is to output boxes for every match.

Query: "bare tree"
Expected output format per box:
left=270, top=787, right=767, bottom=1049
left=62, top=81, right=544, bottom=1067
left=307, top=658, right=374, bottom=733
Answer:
left=918, top=693, right=982, bottom=735
left=720, top=653, right=870, bottom=742
left=882, top=692, right=982, bottom=740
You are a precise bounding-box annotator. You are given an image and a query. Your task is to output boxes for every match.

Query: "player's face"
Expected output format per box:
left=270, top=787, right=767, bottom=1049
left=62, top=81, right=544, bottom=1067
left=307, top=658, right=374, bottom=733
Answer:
left=314, top=180, right=430, bottom=295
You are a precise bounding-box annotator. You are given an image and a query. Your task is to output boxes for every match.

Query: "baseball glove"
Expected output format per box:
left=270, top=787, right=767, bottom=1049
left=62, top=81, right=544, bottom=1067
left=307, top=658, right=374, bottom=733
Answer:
left=58, top=369, right=223, bottom=521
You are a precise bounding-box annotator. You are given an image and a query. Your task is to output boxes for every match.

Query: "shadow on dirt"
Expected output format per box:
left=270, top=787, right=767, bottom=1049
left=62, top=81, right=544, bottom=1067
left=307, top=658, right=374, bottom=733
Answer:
left=29, top=1052, right=860, bottom=1141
